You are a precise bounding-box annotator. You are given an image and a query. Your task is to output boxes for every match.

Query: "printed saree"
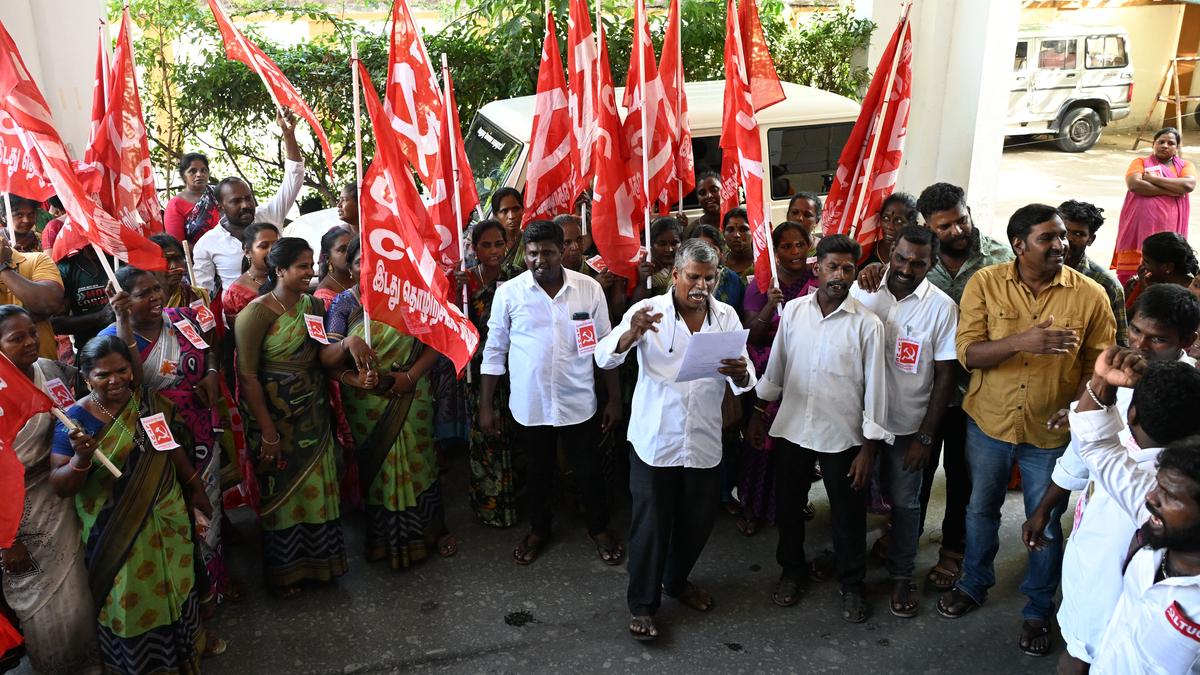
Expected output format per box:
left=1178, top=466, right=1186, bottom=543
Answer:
left=235, top=296, right=346, bottom=588
left=327, top=291, right=440, bottom=569
left=57, top=392, right=202, bottom=675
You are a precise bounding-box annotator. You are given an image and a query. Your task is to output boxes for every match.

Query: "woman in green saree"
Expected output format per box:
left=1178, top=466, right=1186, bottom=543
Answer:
left=326, top=239, right=457, bottom=566
left=49, top=333, right=215, bottom=674
left=233, top=237, right=374, bottom=597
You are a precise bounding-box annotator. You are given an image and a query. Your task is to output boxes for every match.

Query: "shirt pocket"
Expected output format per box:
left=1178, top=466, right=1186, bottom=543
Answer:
left=820, top=337, right=860, bottom=377
left=986, top=304, right=1023, bottom=340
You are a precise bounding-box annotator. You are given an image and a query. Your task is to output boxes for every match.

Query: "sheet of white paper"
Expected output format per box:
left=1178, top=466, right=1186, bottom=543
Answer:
left=674, top=329, right=750, bottom=383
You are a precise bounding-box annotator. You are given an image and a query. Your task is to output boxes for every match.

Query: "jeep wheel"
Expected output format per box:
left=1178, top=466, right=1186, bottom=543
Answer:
left=1055, top=108, right=1102, bottom=152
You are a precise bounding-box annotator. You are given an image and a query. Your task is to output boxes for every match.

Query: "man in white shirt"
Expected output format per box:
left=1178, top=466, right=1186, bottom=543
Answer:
left=193, top=112, right=305, bottom=293
left=1022, top=285, right=1200, bottom=673
left=480, top=219, right=623, bottom=566
left=850, top=225, right=958, bottom=618
left=750, top=234, right=888, bottom=623
left=595, top=239, right=755, bottom=642
left=1069, top=350, right=1200, bottom=674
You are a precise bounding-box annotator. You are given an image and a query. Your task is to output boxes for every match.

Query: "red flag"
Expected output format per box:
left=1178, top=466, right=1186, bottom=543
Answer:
left=0, top=108, right=53, bottom=201
left=0, top=354, right=53, bottom=450
left=0, top=23, right=164, bottom=271
left=522, top=10, right=578, bottom=225
left=591, top=23, right=644, bottom=282
left=357, top=62, right=479, bottom=374
left=0, top=439, right=23, bottom=551
left=622, top=0, right=676, bottom=215
left=822, top=10, right=912, bottom=255
left=206, top=0, right=334, bottom=180
left=82, top=20, right=112, bottom=206
left=567, top=0, right=597, bottom=197
left=723, top=0, right=773, bottom=292
left=423, top=66, right=478, bottom=271
left=739, top=0, right=785, bottom=113
left=384, top=0, right=444, bottom=186
left=659, top=0, right=695, bottom=206
left=84, top=8, right=163, bottom=235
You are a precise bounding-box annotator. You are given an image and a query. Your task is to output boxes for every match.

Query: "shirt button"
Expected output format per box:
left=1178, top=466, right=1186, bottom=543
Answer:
left=1017, top=405, right=1022, bottom=410
left=1020, top=384, right=1025, bottom=389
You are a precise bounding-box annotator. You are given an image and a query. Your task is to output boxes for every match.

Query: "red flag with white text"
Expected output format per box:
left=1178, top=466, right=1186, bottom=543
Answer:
left=622, top=0, right=676, bottom=214
left=522, top=10, right=578, bottom=225
left=357, top=62, right=479, bottom=373
left=821, top=11, right=912, bottom=253
left=591, top=22, right=643, bottom=282
left=385, top=0, right=478, bottom=271
left=207, top=0, right=334, bottom=179
left=0, top=23, right=164, bottom=271
left=82, top=21, right=111, bottom=204
left=723, top=0, right=773, bottom=292
left=84, top=8, right=163, bottom=235
left=567, top=0, right=597, bottom=197
left=659, top=0, right=695, bottom=206
left=423, top=66, right=477, bottom=271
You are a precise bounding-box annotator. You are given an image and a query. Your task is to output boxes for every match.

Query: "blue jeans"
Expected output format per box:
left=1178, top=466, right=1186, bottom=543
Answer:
left=957, top=417, right=1068, bottom=621
left=879, top=435, right=923, bottom=579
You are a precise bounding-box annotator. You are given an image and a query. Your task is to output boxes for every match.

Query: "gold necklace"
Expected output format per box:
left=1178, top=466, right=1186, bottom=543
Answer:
left=268, top=291, right=291, bottom=315
left=327, top=275, right=348, bottom=293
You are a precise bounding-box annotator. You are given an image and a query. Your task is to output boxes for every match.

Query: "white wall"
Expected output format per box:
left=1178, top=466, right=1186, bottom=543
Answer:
left=0, top=0, right=104, bottom=156
left=857, top=0, right=1021, bottom=239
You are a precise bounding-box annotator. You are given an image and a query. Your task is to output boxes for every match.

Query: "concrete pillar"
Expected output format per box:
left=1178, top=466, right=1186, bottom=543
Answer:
left=0, top=0, right=104, bottom=156
left=858, top=0, right=1021, bottom=239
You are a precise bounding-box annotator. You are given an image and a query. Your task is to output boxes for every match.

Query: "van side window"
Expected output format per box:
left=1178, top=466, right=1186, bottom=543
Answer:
left=1037, top=39, right=1077, bottom=70
left=1014, top=41, right=1028, bottom=73
left=767, top=123, right=853, bottom=199
left=1085, top=36, right=1128, bottom=69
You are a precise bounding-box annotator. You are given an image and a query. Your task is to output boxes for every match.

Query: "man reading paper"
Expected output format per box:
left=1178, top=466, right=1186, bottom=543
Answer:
left=595, top=239, right=756, bottom=642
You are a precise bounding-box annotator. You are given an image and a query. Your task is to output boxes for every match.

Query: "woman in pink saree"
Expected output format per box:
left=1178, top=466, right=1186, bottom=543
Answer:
left=1111, top=127, right=1196, bottom=283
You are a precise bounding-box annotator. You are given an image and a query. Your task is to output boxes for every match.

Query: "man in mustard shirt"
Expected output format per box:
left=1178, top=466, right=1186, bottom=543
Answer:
left=937, top=204, right=1116, bottom=658
left=0, top=227, right=65, bottom=358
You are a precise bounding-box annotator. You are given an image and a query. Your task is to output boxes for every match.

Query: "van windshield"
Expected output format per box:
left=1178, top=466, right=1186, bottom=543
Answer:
left=464, top=115, right=522, bottom=216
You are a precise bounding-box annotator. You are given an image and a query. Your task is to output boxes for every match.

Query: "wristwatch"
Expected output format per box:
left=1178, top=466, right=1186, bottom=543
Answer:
left=915, top=432, right=934, bottom=446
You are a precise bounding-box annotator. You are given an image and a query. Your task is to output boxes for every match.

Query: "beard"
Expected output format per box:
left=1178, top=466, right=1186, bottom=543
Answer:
left=1142, top=514, right=1200, bottom=553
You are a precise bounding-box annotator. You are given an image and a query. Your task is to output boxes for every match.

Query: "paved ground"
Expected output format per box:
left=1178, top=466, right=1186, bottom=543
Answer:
left=198, top=456, right=1059, bottom=675
left=13, top=132, right=1194, bottom=675
left=990, top=131, right=1200, bottom=263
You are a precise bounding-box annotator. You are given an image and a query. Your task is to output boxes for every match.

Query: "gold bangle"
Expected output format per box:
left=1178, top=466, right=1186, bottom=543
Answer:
left=70, top=456, right=93, bottom=472
left=403, top=371, right=414, bottom=385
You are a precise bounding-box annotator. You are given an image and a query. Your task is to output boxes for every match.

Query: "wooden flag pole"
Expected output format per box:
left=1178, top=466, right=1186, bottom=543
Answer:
left=847, top=1, right=910, bottom=240
left=50, top=407, right=121, bottom=478
left=181, top=240, right=199, bottom=297
left=637, top=1, right=652, bottom=290
left=442, top=53, right=472, bottom=384
left=351, top=40, right=370, bottom=350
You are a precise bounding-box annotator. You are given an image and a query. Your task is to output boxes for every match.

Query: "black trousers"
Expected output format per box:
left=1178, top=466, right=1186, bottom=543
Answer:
left=919, top=405, right=970, bottom=554
left=517, top=417, right=608, bottom=537
left=775, top=440, right=866, bottom=593
left=627, top=451, right=720, bottom=616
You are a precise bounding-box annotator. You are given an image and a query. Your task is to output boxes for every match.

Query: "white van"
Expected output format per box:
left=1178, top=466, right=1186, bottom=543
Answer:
left=1006, top=24, right=1133, bottom=152
left=463, top=80, right=861, bottom=223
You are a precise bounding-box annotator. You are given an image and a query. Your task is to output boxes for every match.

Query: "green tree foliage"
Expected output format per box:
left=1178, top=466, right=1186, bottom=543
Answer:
left=115, top=0, right=872, bottom=204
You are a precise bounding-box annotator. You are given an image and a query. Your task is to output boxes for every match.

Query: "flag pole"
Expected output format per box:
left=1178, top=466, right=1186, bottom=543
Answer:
left=3, top=192, right=13, bottom=243
left=50, top=407, right=121, bottom=478
left=847, top=2, right=910, bottom=240
left=637, top=1, right=652, bottom=290
left=586, top=0, right=601, bottom=237
left=674, top=1, right=684, bottom=213
left=442, top=53, right=472, bottom=384
left=99, top=17, right=120, bottom=271
left=351, top=39, right=370, bottom=351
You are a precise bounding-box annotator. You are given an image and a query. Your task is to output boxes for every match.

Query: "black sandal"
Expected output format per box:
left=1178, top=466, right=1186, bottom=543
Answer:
left=629, top=615, right=658, bottom=641
left=936, top=588, right=980, bottom=619
left=589, top=531, right=625, bottom=566
left=773, top=576, right=801, bottom=607
left=1019, top=619, right=1053, bottom=657
left=889, top=580, right=918, bottom=618
left=513, top=533, right=546, bottom=566
left=841, top=590, right=868, bottom=623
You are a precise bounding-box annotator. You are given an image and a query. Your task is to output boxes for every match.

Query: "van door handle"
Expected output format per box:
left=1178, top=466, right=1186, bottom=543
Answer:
left=1065, top=72, right=1077, bottom=78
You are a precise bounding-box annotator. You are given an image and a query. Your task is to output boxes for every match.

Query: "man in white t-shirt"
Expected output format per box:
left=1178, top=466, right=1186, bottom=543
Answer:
left=1069, top=350, right=1200, bottom=673
left=1022, top=284, right=1200, bottom=673
left=851, top=225, right=958, bottom=618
